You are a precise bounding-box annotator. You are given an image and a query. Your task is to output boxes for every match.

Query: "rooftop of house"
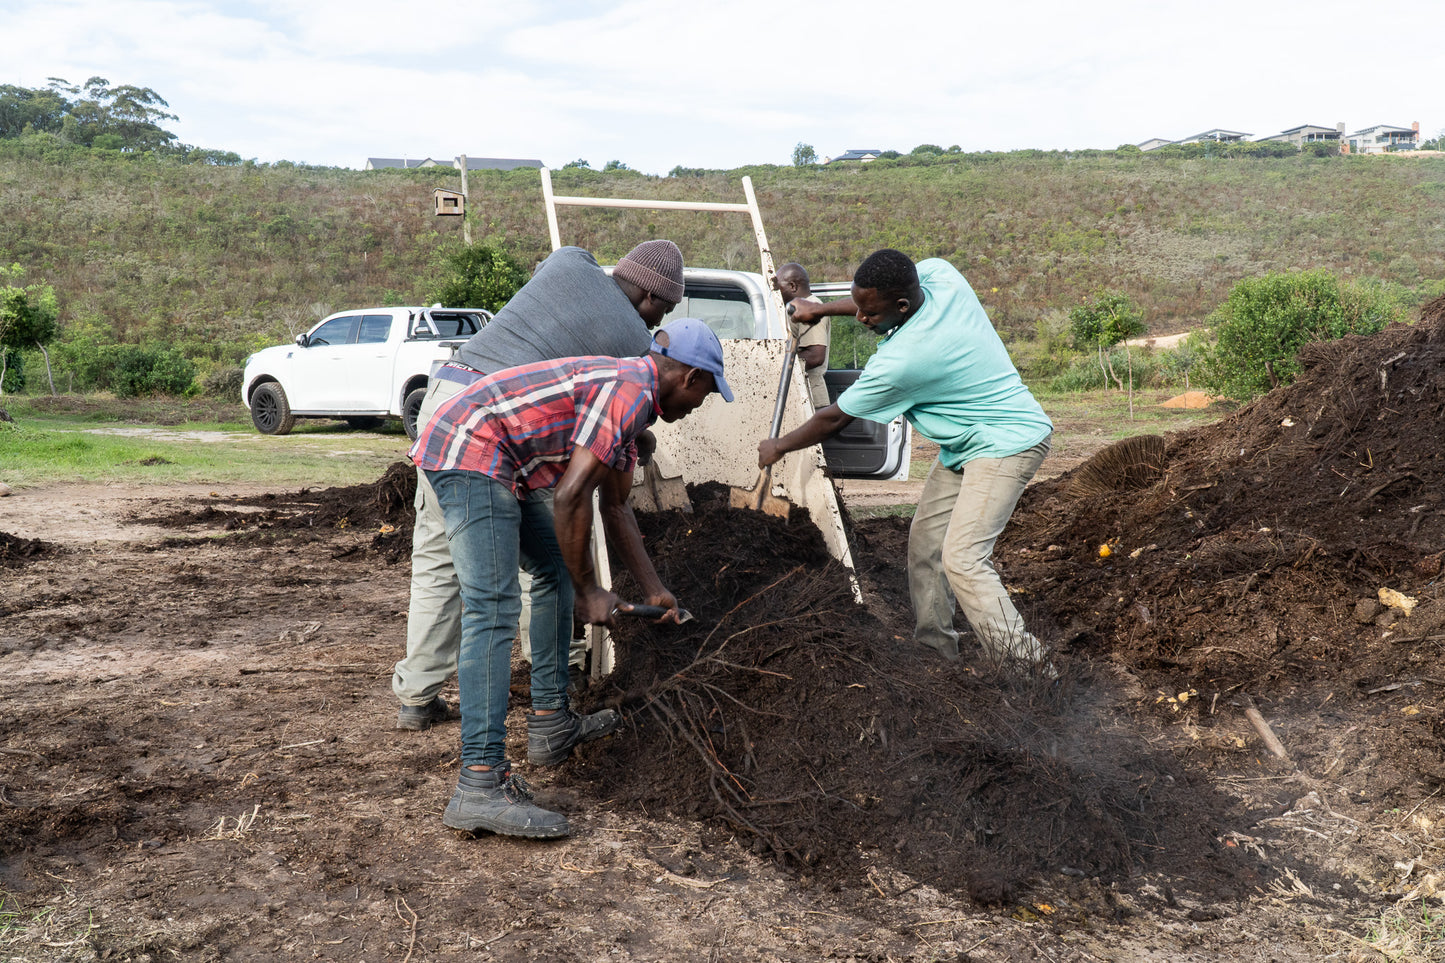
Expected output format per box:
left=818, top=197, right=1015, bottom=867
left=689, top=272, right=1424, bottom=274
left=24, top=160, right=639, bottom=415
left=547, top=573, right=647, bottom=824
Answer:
left=1347, top=124, right=1417, bottom=136
left=1178, top=129, right=1252, bottom=141
left=365, top=156, right=544, bottom=171
left=1275, top=124, right=1341, bottom=135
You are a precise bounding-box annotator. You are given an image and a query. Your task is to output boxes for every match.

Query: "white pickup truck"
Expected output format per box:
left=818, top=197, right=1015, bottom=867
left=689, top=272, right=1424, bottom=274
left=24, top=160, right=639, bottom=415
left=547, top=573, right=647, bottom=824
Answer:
left=242, top=306, right=490, bottom=437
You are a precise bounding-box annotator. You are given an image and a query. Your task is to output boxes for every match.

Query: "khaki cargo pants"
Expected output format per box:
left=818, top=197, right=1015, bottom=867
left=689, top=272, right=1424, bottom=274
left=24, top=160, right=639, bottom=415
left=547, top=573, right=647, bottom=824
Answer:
left=907, top=438, right=1051, bottom=664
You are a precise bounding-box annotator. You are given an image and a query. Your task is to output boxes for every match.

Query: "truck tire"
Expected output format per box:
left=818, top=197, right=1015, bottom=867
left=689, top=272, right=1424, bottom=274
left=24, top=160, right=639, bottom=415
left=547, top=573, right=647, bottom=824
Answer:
left=251, top=383, right=296, bottom=435
left=402, top=387, right=427, bottom=441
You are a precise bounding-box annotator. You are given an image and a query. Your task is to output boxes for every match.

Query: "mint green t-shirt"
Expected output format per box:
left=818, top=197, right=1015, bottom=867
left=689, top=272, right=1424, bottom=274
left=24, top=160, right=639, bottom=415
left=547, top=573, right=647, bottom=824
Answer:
left=836, top=259, right=1052, bottom=470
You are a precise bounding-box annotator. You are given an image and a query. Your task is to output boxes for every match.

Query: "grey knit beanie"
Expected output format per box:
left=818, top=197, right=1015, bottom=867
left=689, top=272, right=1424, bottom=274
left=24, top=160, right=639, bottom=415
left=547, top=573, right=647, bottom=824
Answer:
left=613, top=239, right=684, bottom=303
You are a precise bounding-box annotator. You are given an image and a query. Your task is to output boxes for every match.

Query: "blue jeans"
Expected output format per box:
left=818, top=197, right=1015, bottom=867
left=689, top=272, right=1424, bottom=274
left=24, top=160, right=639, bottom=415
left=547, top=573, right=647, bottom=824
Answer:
left=426, top=469, right=573, bottom=768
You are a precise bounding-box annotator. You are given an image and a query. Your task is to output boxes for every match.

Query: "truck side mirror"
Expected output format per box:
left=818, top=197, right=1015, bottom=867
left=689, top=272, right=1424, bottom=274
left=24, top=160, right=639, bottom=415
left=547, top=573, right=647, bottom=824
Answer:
left=294, top=333, right=309, bottom=347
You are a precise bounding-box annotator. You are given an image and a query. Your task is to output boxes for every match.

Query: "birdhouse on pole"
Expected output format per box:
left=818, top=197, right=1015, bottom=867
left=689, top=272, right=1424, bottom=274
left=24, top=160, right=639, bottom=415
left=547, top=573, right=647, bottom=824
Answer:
left=433, top=188, right=465, bottom=216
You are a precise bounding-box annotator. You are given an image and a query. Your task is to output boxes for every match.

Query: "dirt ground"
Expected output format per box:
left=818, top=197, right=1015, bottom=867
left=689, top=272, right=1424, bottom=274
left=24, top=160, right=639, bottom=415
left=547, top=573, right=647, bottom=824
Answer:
left=3, top=307, right=1445, bottom=961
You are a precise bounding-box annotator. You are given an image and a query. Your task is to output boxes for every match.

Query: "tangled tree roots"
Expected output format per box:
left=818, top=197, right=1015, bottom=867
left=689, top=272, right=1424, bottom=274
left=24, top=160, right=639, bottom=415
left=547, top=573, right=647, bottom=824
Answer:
left=371, top=460, right=417, bottom=519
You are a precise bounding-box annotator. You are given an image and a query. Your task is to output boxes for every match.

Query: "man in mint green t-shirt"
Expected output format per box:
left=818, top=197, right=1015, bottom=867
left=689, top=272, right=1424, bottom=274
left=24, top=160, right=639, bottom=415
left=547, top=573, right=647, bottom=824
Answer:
left=759, top=249, right=1054, bottom=671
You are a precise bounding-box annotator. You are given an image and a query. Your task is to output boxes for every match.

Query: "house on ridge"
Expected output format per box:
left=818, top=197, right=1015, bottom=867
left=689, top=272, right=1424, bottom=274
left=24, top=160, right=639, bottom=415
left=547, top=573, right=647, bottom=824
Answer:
left=1257, top=123, right=1345, bottom=148
left=826, top=148, right=886, bottom=164
left=1135, top=137, right=1173, bottom=152
left=1345, top=123, right=1420, bottom=153
left=1174, top=129, right=1251, bottom=145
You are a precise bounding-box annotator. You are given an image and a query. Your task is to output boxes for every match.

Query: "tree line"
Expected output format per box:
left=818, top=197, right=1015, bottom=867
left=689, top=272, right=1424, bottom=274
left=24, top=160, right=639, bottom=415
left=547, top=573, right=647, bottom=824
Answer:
left=0, top=78, right=242, bottom=164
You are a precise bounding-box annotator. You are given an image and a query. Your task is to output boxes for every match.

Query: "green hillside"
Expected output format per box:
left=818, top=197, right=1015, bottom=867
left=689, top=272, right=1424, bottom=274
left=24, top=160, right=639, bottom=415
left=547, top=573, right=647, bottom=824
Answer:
left=2, top=136, right=1444, bottom=391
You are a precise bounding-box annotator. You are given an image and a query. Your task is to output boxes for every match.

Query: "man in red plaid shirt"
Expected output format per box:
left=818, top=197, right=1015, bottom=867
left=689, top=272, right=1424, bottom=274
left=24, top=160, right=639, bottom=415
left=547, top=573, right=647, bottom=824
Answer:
left=410, top=318, right=732, bottom=839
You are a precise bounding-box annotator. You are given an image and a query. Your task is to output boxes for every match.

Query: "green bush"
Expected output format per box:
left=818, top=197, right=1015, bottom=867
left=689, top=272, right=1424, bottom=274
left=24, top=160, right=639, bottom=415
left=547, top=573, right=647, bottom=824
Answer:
left=1068, top=291, right=1146, bottom=389
left=1048, top=348, right=1158, bottom=392
left=108, top=344, right=198, bottom=397
left=1197, top=269, right=1406, bottom=400
left=1154, top=331, right=1210, bottom=389
left=1010, top=310, right=1073, bottom=379
left=1069, top=291, right=1146, bottom=351
left=0, top=349, right=24, bottom=392
left=426, top=243, right=528, bottom=313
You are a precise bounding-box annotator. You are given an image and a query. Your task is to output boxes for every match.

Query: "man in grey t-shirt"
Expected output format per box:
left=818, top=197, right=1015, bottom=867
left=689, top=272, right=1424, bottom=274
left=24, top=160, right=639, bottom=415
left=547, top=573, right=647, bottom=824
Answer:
left=392, top=241, right=685, bottom=730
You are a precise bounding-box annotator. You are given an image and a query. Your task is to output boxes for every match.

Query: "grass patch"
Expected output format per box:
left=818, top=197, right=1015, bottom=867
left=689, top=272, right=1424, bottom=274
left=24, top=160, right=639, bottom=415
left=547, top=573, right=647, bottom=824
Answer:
left=1035, top=387, right=1234, bottom=439
left=0, top=890, right=96, bottom=954
left=1329, top=900, right=1445, bottom=961
left=3, top=392, right=249, bottom=427
left=849, top=503, right=916, bottom=521
left=0, top=891, right=20, bottom=940
left=0, top=396, right=409, bottom=489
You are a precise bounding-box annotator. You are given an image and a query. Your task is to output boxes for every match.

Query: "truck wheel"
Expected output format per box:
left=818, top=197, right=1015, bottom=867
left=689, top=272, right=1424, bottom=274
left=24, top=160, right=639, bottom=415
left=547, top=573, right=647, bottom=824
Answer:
left=402, top=387, right=427, bottom=441
left=344, top=416, right=385, bottom=431
left=251, top=383, right=296, bottom=435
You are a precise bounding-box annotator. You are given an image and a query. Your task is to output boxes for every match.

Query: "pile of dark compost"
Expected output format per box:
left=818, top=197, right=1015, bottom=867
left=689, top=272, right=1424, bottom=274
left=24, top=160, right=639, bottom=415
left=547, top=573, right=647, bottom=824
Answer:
left=137, top=461, right=417, bottom=562
left=0, top=530, right=55, bottom=568
left=571, top=484, right=1255, bottom=904
left=1002, top=302, right=1445, bottom=789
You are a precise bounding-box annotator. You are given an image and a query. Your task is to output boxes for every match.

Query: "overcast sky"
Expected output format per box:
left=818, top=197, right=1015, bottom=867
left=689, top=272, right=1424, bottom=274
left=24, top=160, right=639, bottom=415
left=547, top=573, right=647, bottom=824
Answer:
left=3, top=0, right=1441, bottom=174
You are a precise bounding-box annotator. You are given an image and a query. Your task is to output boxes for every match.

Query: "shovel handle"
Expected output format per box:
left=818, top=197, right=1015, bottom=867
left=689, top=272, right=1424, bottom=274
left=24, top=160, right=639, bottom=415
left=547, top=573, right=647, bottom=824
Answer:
left=767, top=325, right=799, bottom=441
left=614, top=602, right=694, bottom=622
left=619, top=603, right=667, bottom=618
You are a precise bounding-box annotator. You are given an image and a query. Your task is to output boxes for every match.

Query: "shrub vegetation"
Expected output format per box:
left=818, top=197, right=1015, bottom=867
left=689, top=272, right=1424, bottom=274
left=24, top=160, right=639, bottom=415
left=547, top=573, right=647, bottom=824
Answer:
left=1, top=81, right=1443, bottom=398
left=1197, top=269, right=1408, bottom=399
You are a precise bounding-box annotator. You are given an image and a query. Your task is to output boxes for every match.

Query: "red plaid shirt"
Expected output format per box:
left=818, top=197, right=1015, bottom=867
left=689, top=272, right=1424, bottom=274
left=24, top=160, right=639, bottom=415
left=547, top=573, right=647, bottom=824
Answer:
left=409, top=356, right=660, bottom=497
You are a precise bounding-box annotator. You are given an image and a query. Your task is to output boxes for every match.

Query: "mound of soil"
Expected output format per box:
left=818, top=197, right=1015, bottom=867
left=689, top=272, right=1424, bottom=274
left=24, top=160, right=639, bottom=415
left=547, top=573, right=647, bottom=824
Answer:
left=138, top=461, right=418, bottom=563
left=1004, top=301, right=1445, bottom=791
left=124, top=474, right=1264, bottom=903
left=576, top=486, right=1255, bottom=904
left=0, top=530, right=55, bottom=568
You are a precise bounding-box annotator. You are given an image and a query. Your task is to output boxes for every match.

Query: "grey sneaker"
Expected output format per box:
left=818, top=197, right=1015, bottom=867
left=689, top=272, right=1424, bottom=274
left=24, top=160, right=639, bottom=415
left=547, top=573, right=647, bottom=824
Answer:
left=526, top=707, right=620, bottom=766
left=395, top=696, right=454, bottom=731
left=442, top=765, right=568, bottom=839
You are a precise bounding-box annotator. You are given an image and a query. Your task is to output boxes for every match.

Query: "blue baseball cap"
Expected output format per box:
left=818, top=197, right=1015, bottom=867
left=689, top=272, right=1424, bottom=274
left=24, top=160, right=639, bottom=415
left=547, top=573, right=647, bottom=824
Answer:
left=650, top=318, right=734, bottom=402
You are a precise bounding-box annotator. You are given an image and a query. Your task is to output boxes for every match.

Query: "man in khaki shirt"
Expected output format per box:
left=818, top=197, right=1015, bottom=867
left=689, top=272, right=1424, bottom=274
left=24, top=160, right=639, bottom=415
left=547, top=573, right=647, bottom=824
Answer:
left=776, top=262, right=831, bottom=411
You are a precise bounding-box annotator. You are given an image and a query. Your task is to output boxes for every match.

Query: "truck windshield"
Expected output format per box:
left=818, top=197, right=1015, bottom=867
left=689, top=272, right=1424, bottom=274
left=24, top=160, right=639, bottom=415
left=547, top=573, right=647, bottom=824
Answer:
left=664, top=284, right=756, bottom=340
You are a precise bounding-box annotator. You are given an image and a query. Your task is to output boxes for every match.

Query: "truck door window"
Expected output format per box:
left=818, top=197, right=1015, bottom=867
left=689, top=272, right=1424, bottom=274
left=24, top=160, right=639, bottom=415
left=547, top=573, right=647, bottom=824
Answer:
left=357, top=314, right=393, bottom=344
left=308, top=315, right=359, bottom=346
left=435, top=314, right=478, bottom=337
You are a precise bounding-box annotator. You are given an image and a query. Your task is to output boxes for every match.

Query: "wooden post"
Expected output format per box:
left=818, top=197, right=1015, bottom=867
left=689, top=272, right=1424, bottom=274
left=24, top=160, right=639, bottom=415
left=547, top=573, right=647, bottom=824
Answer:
left=456, top=155, right=471, bottom=247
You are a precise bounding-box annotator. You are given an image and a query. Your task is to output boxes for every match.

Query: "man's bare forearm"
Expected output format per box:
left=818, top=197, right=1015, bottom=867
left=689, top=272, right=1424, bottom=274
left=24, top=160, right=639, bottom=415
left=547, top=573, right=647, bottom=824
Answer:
left=758, top=404, right=854, bottom=467
left=600, top=500, right=665, bottom=600
left=789, top=297, right=856, bottom=325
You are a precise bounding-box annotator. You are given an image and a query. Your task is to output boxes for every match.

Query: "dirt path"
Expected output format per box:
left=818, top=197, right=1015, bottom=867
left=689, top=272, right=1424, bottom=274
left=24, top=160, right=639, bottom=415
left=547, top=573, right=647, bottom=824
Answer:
left=1, top=473, right=1434, bottom=962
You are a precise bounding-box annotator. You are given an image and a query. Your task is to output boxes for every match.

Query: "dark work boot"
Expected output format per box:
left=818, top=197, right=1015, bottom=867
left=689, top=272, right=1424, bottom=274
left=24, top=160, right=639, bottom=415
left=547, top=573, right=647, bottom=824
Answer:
left=395, top=696, right=455, bottom=731
left=442, top=764, right=568, bottom=839
left=526, top=707, right=620, bottom=766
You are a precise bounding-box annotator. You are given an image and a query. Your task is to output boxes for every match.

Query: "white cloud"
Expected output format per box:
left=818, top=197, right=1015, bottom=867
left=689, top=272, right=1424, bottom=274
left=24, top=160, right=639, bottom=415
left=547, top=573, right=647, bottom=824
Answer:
left=1, top=0, right=1441, bottom=171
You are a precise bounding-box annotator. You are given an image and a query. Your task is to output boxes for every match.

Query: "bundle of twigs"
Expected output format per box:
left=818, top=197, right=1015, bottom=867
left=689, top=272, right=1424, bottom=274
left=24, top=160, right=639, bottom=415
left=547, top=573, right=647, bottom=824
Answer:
left=1070, top=434, right=1167, bottom=497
